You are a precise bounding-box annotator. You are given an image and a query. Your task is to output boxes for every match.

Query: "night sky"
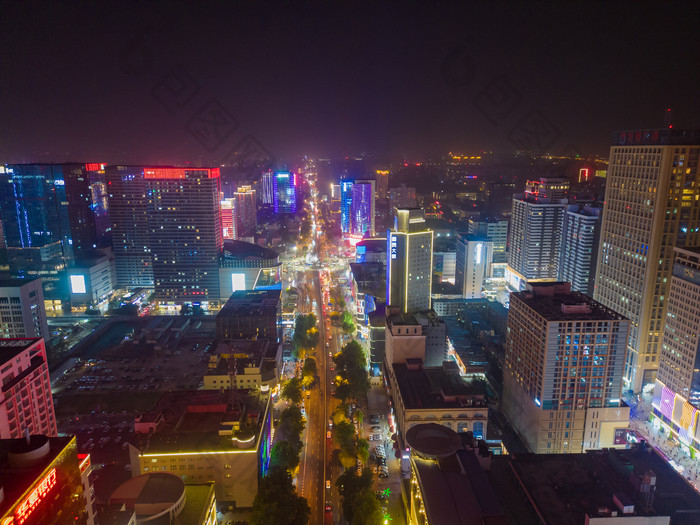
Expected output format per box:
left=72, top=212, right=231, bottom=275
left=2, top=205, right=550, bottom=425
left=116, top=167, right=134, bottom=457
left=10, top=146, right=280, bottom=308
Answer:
left=1, top=2, right=698, bottom=164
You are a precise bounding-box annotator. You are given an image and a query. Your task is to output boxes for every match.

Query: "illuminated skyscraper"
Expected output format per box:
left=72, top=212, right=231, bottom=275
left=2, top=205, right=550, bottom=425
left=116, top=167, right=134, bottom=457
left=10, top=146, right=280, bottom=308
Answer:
left=261, top=170, right=274, bottom=205
left=145, top=167, right=222, bottom=305
left=375, top=169, right=389, bottom=199
left=221, top=198, right=237, bottom=240
left=106, top=165, right=153, bottom=287
left=558, top=204, right=601, bottom=296
left=341, top=179, right=376, bottom=237
left=386, top=208, right=433, bottom=313
left=234, top=185, right=257, bottom=236
left=468, top=217, right=508, bottom=264
left=455, top=234, right=492, bottom=299
left=272, top=171, right=297, bottom=214
left=389, top=184, right=416, bottom=210
left=0, top=338, right=56, bottom=439
left=593, top=129, right=700, bottom=392
left=0, top=164, right=73, bottom=276
left=64, top=163, right=111, bottom=257
left=502, top=282, right=630, bottom=454
left=506, top=178, right=569, bottom=291
left=656, top=247, right=700, bottom=405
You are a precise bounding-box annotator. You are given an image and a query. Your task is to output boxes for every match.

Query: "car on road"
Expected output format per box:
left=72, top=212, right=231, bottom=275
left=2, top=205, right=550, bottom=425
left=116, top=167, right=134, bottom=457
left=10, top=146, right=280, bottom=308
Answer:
left=326, top=480, right=331, bottom=490
left=325, top=501, right=332, bottom=512
left=330, top=389, right=335, bottom=395
left=371, top=426, right=381, bottom=432
left=378, top=470, right=389, bottom=479
left=327, top=430, right=331, bottom=439
left=372, top=433, right=381, bottom=441
left=330, top=365, right=335, bottom=370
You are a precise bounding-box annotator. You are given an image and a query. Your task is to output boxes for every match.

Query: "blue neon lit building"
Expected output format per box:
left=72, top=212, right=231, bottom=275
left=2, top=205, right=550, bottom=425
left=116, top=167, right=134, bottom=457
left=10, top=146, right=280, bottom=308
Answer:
left=341, top=179, right=375, bottom=237
left=272, top=171, right=297, bottom=214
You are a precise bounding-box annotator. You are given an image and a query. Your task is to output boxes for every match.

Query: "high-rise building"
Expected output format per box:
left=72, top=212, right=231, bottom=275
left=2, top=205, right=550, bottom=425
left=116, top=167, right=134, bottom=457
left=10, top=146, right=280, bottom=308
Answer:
left=468, top=217, right=508, bottom=264
left=655, top=247, right=700, bottom=407
left=454, top=234, right=492, bottom=299
left=221, top=198, right=237, bottom=240
left=0, top=435, right=93, bottom=525
left=234, top=185, right=257, bottom=236
left=506, top=178, right=569, bottom=291
left=145, top=167, right=222, bottom=305
left=389, top=184, right=417, bottom=210
left=340, top=180, right=353, bottom=234
left=386, top=208, right=433, bottom=313
left=261, top=170, right=275, bottom=205
left=0, top=338, right=56, bottom=439
left=272, top=171, right=297, bottom=214
left=558, top=204, right=602, bottom=296
left=341, top=179, right=376, bottom=237
left=375, top=169, right=389, bottom=200
left=502, top=282, right=630, bottom=454
left=0, top=279, right=49, bottom=340
left=593, top=129, right=700, bottom=392
left=64, top=163, right=111, bottom=257
left=0, top=164, right=73, bottom=276
left=106, top=165, right=154, bottom=288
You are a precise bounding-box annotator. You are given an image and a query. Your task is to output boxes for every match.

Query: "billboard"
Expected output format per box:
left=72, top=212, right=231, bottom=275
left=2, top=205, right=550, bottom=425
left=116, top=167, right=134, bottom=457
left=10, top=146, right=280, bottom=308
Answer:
left=70, top=274, right=87, bottom=294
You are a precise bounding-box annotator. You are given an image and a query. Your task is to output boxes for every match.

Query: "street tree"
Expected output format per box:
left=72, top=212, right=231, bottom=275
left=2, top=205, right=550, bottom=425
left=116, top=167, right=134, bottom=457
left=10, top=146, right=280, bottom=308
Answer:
left=269, top=440, right=300, bottom=472
left=336, top=467, right=374, bottom=522
left=250, top=468, right=310, bottom=525
left=351, top=491, right=383, bottom=525
left=281, top=377, right=303, bottom=405
left=302, top=357, right=317, bottom=378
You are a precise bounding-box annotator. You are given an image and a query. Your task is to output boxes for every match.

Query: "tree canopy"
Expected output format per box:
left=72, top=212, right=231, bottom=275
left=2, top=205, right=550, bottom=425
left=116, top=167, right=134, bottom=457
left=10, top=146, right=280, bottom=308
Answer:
left=281, top=377, right=303, bottom=405
left=250, top=468, right=310, bottom=525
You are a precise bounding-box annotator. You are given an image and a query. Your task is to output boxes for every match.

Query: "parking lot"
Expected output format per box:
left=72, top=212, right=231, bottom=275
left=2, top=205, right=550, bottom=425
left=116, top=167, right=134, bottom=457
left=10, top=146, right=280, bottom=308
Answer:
left=53, top=318, right=218, bottom=464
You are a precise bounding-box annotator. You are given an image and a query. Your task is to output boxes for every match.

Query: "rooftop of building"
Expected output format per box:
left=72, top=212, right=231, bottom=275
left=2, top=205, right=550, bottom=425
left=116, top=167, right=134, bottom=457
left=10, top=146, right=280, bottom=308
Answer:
left=221, top=240, right=279, bottom=263
left=512, top=282, right=627, bottom=322
left=206, top=354, right=276, bottom=377
left=611, top=128, right=700, bottom=146
left=218, top=289, right=280, bottom=317
left=392, top=362, right=487, bottom=410
left=508, top=447, right=700, bottom=524
left=0, top=435, right=76, bottom=518
left=215, top=339, right=280, bottom=361
left=0, top=338, right=42, bottom=363
left=132, top=389, right=269, bottom=455
left=355, top=238, right=387, bottom=252
left=412, top=448, right=508, bottom=525
left=406, top=423, right=462, bottom=459
left=0, top=277, right=41, bottom=289
left=387, top=309, right=441, bottom=328
left=110, top=472, right=185, bottom=508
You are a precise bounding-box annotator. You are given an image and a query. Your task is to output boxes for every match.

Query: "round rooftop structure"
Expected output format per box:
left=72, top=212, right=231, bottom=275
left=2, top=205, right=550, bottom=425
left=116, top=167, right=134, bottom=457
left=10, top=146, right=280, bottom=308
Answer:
left=222, top=240, right=280, bottom=264
left=109, top=472, right=186, bottom=522
left=405, top=423, right=462, bottom=460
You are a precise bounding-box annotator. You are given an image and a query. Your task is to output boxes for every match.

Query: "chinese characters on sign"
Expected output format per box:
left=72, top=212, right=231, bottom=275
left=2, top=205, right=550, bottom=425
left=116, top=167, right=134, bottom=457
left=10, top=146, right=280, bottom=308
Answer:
left=14, top=468, right=57, bottom=524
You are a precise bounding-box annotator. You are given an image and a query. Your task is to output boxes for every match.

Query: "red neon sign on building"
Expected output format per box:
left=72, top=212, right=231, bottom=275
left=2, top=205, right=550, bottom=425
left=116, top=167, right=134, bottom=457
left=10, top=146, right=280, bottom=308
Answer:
left=13, top=468, right=57, bottom=524
left=143, top=167, right=220, bottom=179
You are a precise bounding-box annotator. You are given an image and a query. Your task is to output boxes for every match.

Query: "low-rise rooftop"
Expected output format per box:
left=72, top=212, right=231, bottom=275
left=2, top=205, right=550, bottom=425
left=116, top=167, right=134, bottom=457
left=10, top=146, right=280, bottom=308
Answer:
left=392, top=362, right=486, bottom=410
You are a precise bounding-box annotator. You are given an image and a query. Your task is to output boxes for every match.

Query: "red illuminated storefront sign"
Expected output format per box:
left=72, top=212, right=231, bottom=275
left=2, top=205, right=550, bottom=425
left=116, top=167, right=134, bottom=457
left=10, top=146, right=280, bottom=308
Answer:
left=85, top=163, right=106, bottom=172
left=144, top=167, right=220, bottom=179
left=13, top=468, right=57, bottom=524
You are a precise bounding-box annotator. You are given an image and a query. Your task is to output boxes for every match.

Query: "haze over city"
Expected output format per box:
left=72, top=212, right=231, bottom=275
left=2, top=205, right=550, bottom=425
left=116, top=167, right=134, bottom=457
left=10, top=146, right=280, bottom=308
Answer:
left=1, top=3, right=700, bottom=525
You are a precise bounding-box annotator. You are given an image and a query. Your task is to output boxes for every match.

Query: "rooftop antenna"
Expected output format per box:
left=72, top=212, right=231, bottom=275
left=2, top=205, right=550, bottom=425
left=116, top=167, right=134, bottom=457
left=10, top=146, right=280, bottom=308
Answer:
left=664, top=108, right=673, bottom=129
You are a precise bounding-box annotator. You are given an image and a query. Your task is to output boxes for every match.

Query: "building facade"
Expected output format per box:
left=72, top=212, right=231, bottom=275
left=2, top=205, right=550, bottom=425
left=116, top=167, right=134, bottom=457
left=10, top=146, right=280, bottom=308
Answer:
left=502, top=282, right=630, bottom=454
left=0, top=338, right=56, bottom=439
left=0, top=164, right=73, bottom=276
left=386, top=208, right=433, bottom=314
left=0, top=279, right=48, bottom=340
left=234, top=185, right=257, bottom=236
left=468, top=217, right=508, bottom=264
left=558, top=204, right=601, bottom=296
left=145, top=167, right=222, bottom=306
left=455, top=234, right=493, bottom=299
left=341, top=179, right=376, bottom=238
left=221, top=198, right=237, bottom=240
left=106, top=165, right=154, bottom=288
left=593, top=129, right=700, bottom=392
left=215, top=290, right=281, bottom=341
left=652, top=247, right=700, bottom=453
left=273, top=171, right=297, bottom=214
left=0, top=435, right=92, bottom=525
left=507, top=197, right=567, bottom=291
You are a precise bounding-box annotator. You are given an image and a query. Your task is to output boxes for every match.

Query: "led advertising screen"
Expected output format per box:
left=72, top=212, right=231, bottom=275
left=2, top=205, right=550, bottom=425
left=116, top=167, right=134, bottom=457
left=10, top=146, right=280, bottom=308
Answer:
left=231, top=273, right=246, bottom=292
left=70, top=275, right=87, bottom=294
